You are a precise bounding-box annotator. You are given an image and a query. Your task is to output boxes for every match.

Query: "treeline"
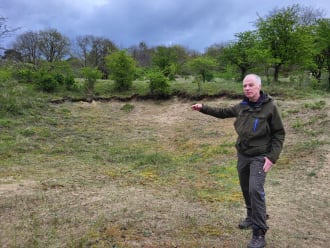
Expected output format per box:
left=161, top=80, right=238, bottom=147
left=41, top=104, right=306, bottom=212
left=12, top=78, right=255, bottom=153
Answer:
left=1, top=4, right=330, bottom=91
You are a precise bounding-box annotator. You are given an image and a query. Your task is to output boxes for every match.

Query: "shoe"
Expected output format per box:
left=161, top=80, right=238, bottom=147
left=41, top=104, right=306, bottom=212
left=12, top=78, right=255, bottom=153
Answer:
left=247, top=229, right=266, bottom=248
left=239, top=217, right=252, bottom=229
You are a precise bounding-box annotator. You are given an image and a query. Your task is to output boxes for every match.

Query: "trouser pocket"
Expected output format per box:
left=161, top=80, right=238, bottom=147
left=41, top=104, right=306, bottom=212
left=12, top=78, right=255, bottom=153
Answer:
left=249, top=156, right=268, bottom=230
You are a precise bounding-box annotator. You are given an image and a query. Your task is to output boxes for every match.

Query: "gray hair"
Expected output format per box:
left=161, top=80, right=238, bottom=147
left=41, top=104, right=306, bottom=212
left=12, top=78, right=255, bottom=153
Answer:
left=244, top=74, right=262, bottom=85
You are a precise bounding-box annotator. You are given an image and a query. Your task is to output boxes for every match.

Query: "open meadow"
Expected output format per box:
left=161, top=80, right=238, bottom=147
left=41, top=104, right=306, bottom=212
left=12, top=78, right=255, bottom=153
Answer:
left=0, top=93, right=329, bottom=247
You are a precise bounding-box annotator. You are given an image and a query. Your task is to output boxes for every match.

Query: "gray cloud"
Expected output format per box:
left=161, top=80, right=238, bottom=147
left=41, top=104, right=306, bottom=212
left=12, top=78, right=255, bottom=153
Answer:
left=1, top=0, right=329, bottom=51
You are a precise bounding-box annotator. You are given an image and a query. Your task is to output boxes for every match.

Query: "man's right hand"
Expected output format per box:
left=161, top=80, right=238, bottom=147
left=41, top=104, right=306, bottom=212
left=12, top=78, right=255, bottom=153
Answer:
left=191, top=103, right=202, bottom=111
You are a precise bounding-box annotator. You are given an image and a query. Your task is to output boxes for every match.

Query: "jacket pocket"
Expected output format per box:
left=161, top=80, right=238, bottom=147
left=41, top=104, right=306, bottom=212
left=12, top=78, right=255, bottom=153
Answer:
left=244, top=139, right=270, bottom=156
left=251, top=116, right=270, bottom=137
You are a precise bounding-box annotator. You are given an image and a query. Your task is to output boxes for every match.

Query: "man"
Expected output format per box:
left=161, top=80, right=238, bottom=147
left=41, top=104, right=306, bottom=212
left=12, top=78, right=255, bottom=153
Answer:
left=191, top=74, right=285, bottom=248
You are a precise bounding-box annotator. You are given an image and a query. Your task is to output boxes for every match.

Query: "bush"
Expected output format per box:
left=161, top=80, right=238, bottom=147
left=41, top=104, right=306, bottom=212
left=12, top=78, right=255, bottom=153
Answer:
left=0, top=69, right=12, bottom=82
left=0, top=80, right=36, bottom=116
left=64, top=75, right=76, bottom=90
left=147, top=70, right=170, bottom=97
left=54, top=73, right=65, bottom=85
left=106, top=50, right=136, bottom=91
left=81, top=67, right=102, bottom=97
left=16, top=69, right=34, bottom=83
left=35, top=74, right=59, bottom=92
left=205, top=71, right=214, bottom=82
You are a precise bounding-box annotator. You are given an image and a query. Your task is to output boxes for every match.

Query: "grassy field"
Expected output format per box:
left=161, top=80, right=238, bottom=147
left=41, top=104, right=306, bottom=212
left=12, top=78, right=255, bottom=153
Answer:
left=0, top=78, right=329, bottom=247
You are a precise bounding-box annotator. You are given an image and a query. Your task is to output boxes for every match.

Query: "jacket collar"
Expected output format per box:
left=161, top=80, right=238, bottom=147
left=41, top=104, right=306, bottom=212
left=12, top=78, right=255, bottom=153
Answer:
left=241, top=91, right=270, bottom=108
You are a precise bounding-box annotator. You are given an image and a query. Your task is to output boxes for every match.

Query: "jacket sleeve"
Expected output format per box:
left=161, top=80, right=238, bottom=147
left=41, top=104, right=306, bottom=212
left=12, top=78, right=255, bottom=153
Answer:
left=267, top=103, right=285, bottom=163
left=200, top=104, right=239, bottom=118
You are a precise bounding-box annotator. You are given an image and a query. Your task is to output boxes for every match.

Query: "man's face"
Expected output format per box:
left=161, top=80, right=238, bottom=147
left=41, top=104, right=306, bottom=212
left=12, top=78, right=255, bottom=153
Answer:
left=243, top=76, right=261, bottom=102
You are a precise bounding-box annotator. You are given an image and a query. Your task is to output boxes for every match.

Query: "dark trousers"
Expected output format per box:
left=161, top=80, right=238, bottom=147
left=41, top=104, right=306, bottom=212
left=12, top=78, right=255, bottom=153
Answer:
left=237, top=153, right=268, bottom=231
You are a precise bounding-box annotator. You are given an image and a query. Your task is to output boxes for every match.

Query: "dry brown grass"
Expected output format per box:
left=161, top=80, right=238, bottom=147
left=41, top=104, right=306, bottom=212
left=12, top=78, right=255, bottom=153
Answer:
left=0, top=96, right=329, bottom=247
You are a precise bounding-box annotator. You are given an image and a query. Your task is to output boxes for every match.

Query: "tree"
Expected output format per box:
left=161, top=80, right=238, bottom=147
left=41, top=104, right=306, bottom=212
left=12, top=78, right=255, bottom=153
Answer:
left=151, top=45, right=190, bottom=79
left=3, top=49, right=22, bottom=62
left=314, top=18, right=330, bottom=87
left=222, top=31, right=260, bottom=80
left=0, top=16, right=19, bottom=50
left=188, top=56, right=217, bottom=82
left=255, top=5, right=320, bottom=82
left=106, top=50, right=136, bottom=91
left=76, top=35, right=94, bottom=67
left=205, top=43, right=227, bottom=71
left=81, top=67, right=102, bottom=100
left=128, top=41, right=152, bottom=67
left=147, top=69, right=170, bottom=97
left=13, top=31, right=40, bottom=64
left=168, top=45, right=190, bottom=76
left=151, top=45, right=177, bottom=77
left=38, top=29, right=70, bottom=62
left=88, top=36, right=117, bottom=78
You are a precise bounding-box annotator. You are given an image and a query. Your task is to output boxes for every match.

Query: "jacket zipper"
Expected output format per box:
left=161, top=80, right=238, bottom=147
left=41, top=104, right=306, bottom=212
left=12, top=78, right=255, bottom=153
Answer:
left=253, top=118, right=259, bottom=132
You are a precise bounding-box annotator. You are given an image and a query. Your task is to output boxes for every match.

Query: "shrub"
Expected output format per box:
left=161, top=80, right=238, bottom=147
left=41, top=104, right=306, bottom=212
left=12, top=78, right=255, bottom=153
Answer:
left=35, top=74, right=59, bottom=92
left=64, top=75, right=76, bottom=90
left=16, top=69, right=34, bottom=83
left=0, top=69, right=12, bottom=82
left=54, top=73, right=65, bottom=85
left=147, top=70, right=170, bottom=97
left=0, top=80, right=35, bottom=116
left=205, top=71, right=214, bottom=82
left=164, top=63, right=177, bottom=81
left=106, top=50, right=136, bottom=91
left=81, top=67, right=102, bottom=97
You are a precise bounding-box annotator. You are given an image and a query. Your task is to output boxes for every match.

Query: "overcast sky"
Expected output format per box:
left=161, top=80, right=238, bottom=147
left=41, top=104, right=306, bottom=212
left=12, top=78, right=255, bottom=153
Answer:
left=1, top=0, right=330, bottom=52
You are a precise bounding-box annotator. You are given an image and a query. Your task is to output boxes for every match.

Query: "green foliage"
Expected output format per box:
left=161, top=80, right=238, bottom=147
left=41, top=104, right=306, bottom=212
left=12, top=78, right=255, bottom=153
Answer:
left=164, top=63, right=177, bottom=81
left=0, top=69, right=12, bottom=82
left=151, top=45, right=187, bottom=78
left=106, top=50, right=136, bottom=91
left=312, top=19, right=330, bottom=87
left=81, top=67, right=102, bottom=97
left=15, top=69, right=34, bottom=83
left=188, top=56, right=217, bottom=82
left=0, top=81, right=24, bottom=115
left=255, top=5, right=316, bottom=81
left=0, top=80, right=45, bottom=116
left=192, top=75, right=203, bottom=93
left=35, top=73, right=59, bottom=92
left=151, top=46, right=174, bottom=74
left=147, top=69, right=170, bottom=97
left=120, top=103, right=135, bottom=112
left=54, top=73, right=65, bottom=85
left=222, top=31, right=272, bottom=81
left=64, top=75, right=76, bottom=90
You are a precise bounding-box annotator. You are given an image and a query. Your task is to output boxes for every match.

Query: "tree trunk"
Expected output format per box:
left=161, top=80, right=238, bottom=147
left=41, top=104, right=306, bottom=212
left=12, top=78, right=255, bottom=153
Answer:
left=273, top=64, right=281, bottom=82
left=265, top=66, right=271, bottom=85
left=311, top=69, right=322, bottom=83
left=239, top=67, right=247, bottom=81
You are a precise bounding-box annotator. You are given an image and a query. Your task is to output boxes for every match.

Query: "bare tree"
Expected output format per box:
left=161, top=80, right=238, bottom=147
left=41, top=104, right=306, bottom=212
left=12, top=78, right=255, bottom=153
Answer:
left=88, top=36, right=117, bottom=78
left=38, top=29, right=70, bottom=62
left=0, top=16, right=20, bottom=50
left=13, top=31, right=40, bottom=64
left=128, top=41, right=152, bottom=67
left=76, top=35, right=94, bottom=67
left=298, top=5, right=324, bottom=25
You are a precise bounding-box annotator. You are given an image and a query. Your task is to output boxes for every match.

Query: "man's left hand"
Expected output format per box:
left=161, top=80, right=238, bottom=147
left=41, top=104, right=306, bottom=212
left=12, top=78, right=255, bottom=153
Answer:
left=263, top=157, right=273, bottom=173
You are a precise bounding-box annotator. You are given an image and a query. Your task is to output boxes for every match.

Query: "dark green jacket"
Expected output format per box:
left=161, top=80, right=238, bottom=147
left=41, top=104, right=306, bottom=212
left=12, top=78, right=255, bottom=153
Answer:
left=200, top=92, right=285, bottom=163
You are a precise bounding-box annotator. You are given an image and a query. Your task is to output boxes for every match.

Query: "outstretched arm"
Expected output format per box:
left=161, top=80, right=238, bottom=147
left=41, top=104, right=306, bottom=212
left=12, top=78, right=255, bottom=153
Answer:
left=191, top=103, right=203, bottom=111
left=191, top=103, right=238, bottom=119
